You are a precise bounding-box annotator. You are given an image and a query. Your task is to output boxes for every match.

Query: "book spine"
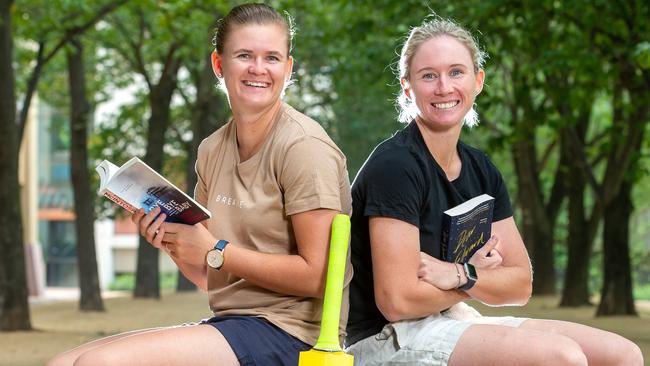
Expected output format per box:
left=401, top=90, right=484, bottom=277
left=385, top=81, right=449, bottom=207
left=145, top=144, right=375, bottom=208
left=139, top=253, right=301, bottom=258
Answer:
left=441, top=214, right=452, bottom=262
left=103, top=190, right=137, bottom=213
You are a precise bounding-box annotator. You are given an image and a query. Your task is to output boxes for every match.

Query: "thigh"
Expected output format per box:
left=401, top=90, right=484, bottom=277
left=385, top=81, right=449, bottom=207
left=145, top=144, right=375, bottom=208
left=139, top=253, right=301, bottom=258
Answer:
left=448, top=324, right=586, bottom=366
left=350, top=315, right=472, bottom=366
left=48, top=327, right=164, bottom=366
left=347, top=326, right=400, bottom=366
left=73, top=324, right=238, bottom=366
left=520, top=319, right=642, bottom=366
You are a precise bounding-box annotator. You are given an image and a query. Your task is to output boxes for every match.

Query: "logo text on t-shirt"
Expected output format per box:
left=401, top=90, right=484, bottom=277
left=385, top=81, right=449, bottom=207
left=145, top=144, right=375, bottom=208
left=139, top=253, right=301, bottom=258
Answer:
left=215, top=194, right=247, bottom=209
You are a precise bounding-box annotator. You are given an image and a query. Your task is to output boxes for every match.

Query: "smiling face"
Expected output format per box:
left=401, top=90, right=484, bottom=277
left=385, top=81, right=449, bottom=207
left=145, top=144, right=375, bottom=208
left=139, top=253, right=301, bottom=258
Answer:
left=403, top=35, right=484, bottom=130
left=212, top=23, right=293, bottom=113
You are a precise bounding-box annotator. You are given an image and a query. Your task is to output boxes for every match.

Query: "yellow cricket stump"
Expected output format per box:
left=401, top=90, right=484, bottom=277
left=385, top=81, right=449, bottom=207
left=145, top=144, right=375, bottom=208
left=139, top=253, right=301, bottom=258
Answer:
left=298, top=350, right=353, bottom=365
left=298, top=214, right=354, bottom=366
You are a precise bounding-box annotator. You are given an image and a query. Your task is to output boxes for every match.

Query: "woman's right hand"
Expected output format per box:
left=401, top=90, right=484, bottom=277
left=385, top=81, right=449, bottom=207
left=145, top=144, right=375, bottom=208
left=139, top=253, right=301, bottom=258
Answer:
left=131, top=207, right=167, bottom=249
left=418, top=252, right=464, bottom=290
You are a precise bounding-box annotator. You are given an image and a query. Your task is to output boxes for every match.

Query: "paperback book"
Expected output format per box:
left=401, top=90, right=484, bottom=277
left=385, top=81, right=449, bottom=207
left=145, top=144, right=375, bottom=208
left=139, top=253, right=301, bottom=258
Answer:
left=441, top=193, right=494, bottom=263
left=95, top=157, right=211, bottom=225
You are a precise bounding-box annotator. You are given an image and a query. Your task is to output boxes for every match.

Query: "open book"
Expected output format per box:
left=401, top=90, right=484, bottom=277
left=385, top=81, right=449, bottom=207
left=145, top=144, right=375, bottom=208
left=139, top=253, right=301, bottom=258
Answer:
left=441, top=193, right=494, bottom=263
left=95, top=157, right=211, bottom=225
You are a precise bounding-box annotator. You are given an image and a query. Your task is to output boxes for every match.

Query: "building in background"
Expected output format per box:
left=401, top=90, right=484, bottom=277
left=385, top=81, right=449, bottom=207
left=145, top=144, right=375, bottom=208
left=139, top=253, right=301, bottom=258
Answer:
left=21, top=97, right=175, bottom=295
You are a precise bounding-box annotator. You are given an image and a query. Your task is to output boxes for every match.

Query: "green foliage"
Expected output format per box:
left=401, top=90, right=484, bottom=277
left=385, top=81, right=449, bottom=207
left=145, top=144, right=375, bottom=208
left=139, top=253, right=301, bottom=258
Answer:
left=109, top=271, right=178, bottom=291
left=9, top=0, right=650, bottom=304
left=634, top=42, right=650, bottom=69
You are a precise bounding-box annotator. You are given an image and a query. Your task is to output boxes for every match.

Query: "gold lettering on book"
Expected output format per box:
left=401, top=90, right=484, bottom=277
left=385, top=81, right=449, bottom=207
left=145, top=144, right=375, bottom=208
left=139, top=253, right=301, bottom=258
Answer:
left=454, top=232, right=485, bottom=263
left=456, top=226, right=475, bottom=249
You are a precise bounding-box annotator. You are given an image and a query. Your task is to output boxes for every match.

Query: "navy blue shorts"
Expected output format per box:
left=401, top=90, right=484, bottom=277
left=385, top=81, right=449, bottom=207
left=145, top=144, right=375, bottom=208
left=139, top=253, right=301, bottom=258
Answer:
left=201, top=315, right=311, bottom=366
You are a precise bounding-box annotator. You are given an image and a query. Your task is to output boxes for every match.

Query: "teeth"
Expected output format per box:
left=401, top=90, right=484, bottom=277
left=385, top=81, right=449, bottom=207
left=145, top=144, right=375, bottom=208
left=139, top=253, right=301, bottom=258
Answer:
left=433, top=101, right=458, bottom=109
left=244, top=81, right=269, bottom=88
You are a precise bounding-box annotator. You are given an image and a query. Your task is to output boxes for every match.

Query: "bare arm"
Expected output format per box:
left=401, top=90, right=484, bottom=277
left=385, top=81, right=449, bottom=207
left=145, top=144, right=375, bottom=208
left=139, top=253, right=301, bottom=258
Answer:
left=370, top=216, right=469, bottom=322
left=218, top=208, right=337, bottom=298
left=159, top=208, right=338, bottom=298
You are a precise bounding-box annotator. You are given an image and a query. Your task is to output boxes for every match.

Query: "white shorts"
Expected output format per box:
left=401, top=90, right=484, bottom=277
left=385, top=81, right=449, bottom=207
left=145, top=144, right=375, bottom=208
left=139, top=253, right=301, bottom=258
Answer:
left=346, top=302, right=527, bottom=366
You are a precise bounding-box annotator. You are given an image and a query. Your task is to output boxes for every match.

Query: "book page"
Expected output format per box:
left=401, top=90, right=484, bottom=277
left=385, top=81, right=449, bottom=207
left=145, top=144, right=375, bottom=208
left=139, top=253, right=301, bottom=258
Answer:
left=101, top=158, right=210, bottom=224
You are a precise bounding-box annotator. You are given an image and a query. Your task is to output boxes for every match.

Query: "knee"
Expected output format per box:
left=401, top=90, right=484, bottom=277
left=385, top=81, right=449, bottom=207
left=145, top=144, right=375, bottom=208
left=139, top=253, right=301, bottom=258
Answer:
left=73, top=350, right=113, bottom=366
left=550, top=340, right=588, bottom=366
left=616, top=341, right=644, bottom=366
left=46, top=357, right=61, bottom=366
left=47, top=353, right=74, bottom=366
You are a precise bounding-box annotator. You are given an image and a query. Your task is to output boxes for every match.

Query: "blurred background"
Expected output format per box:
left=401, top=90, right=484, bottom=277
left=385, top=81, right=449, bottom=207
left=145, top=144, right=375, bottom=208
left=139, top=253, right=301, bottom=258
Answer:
left=0, top=0, right=649, bottom=357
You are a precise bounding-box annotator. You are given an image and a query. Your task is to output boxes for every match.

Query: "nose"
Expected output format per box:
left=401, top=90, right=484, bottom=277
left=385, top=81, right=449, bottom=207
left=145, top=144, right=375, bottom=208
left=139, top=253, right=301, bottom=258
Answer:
left=248, top=57, right=265, bottom=75
left=435, top=75, right=453, bottom=95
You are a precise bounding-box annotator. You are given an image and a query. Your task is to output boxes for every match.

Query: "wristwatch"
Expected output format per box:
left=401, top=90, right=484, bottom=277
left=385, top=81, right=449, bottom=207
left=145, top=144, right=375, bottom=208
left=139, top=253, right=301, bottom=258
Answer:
left=459, top=262, right=477, bottom=291
left=206, top=240, right=229, bottom=270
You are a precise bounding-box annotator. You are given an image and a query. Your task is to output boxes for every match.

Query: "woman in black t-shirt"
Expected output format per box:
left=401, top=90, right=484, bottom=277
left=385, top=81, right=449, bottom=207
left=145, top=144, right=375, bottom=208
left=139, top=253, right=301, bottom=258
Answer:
left=346, top=16, right=643, bottom=366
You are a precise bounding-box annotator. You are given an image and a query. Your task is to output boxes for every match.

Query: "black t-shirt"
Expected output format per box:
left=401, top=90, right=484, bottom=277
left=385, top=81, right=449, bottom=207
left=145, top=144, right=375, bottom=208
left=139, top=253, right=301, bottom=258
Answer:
left=346, top=121, right=513, bottom=345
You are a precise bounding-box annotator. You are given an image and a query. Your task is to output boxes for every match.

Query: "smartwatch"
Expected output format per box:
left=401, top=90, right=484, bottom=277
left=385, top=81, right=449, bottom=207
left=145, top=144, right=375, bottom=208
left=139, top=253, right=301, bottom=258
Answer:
left=459, top=262, right=477, bottom=291
left=206, top=240, right=229, bottom=270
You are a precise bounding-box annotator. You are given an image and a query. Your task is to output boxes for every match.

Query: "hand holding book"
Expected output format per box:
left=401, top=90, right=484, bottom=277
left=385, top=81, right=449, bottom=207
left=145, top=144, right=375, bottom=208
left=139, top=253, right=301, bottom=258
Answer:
left=467, top=235, right=502, bottom=269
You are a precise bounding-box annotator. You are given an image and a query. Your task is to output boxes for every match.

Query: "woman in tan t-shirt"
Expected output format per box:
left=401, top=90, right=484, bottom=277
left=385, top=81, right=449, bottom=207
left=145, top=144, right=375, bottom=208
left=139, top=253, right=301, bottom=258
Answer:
left=48, top=4, right=351, bottom=366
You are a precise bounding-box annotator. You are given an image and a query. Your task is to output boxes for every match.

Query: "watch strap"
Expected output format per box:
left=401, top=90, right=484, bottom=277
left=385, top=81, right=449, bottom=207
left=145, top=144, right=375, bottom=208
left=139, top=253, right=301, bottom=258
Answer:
left=459, top=262, right=477, bottom=291
left=215, top=239, right=229, bottom=252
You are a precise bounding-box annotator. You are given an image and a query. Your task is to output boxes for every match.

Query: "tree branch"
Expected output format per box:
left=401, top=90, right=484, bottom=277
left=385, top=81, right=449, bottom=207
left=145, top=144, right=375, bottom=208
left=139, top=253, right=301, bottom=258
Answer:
left=538, top=139, right=557, bottom=173
left=565, top=126, right=603, bottom=198
left=42, top=0, right=130, bottom=67
left=559, top=11, right=625, bottom=44
left=108, top=10, right=152, bottom=89
left=545, top=158, right=566, bottom=223
left=169, top=123, right=191, bottom=152
left=176, top=83, right=193, bottom=107
left=159, top=42, right=180, bottom=86
left=17, top=0, right=130, bottom=143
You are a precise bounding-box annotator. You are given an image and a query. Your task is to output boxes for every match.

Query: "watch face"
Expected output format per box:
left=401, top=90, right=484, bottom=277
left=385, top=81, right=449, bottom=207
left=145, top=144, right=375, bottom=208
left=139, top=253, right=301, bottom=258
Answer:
left=206, top=249, right=224, bottom=269
left=465, top=263, right=478, bottom=281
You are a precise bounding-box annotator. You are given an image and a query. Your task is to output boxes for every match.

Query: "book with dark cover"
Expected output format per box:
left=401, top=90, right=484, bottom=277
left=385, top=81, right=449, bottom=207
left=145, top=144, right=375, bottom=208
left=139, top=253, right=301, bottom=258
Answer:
left=95, top=157, right=211, bottom=225
left=441, top=194, right=494, bottom=263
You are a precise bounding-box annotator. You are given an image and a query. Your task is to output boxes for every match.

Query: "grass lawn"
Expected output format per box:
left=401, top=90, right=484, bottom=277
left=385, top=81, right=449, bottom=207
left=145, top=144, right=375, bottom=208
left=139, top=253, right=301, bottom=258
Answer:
left=0, top=291, right=648, bottom=365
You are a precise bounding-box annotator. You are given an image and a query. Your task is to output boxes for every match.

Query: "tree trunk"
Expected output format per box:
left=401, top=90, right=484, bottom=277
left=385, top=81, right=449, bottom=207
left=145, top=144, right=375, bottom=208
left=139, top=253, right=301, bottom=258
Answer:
left=512, top=139, right=555, bottom=295
left=67, top=38, right=104, bottom=311
left=176, top=52, right=226, bottom=292
left=0, top=0, right=31, bottom=331
left=560, top=127, right=592, bottom=306
left=597, top=179, right=637, bottom=316
left=594, top=66, right=648, bottom=315
left=134, top=60, right=180, bottom=298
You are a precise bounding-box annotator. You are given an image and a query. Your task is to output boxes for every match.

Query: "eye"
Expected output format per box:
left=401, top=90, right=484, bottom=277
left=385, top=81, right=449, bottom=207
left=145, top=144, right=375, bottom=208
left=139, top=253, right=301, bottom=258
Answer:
left=450, top=69, right=464, bottom=77
left=422, top=73, right=436, bottom=80
left=266, top=55, right=281, bottom=62
left=236, top=53, right=251, bottom=60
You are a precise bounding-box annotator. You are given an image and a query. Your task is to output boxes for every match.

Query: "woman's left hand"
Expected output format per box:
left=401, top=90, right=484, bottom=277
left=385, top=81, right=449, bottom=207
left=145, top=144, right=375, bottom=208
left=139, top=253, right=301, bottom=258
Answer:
left=161, top=222, right=216, bottom=267
left=469, top=235, right=503, bottom=270
left=418, top=252, right=463, bottom=290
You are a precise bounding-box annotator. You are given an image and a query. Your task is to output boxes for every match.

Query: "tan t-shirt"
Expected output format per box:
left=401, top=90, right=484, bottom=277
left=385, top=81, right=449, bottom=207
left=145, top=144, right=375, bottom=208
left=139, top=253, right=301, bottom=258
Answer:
left=194, top=103, right=352, bottom=345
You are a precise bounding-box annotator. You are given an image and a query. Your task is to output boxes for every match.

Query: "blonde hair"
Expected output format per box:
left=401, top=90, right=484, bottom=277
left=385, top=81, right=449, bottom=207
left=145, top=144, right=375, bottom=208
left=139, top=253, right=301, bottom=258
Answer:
left=396, top=16, right=487, bottom=126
